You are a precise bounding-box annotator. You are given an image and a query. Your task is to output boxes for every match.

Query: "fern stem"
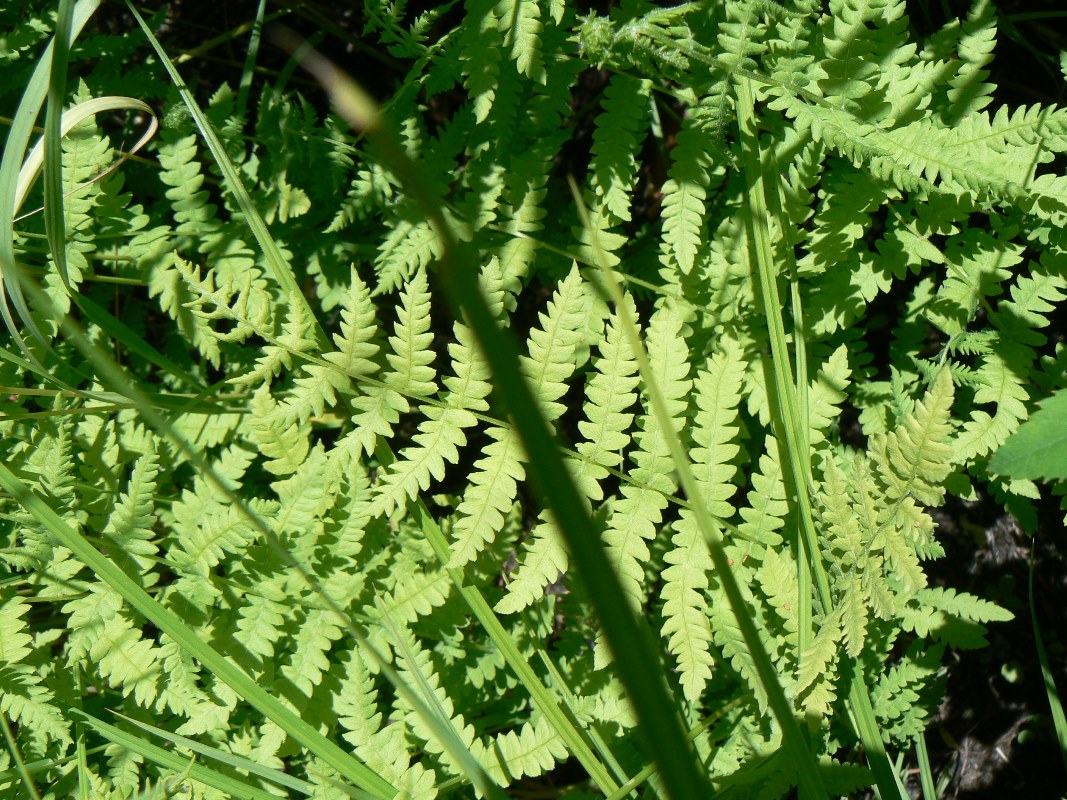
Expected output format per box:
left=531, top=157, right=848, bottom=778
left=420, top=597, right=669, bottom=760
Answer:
left=736, top=76, right=904, bottom=800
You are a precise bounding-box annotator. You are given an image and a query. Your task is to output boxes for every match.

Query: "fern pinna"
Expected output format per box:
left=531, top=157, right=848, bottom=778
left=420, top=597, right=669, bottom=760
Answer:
left=4, top=0, right=1064, bottom=797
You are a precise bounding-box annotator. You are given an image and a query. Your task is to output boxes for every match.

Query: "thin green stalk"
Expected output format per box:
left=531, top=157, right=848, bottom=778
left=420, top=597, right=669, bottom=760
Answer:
left=1030, top=536, right=1067, bottom=776
left=0, top=746, right=107, bottom=788
left=0, top=711, right=41, bottom=800
left=915, top=732, right=937, bottom=800
left=110, top=713, right=317, bottom=797
left=735, top=76, right=903, bottom=800
left=281, top=33, right=714, bottom=800
left=70, top=711, right=294, bottom=800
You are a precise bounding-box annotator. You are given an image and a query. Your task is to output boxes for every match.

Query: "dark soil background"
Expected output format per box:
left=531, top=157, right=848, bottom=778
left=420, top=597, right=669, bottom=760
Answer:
left=79, top=1, right=1067, bottom=797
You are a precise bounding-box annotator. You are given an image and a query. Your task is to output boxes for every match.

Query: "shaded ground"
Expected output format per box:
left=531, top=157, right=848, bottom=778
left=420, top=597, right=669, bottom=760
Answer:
left=918, top=497, right=1067, bottom=799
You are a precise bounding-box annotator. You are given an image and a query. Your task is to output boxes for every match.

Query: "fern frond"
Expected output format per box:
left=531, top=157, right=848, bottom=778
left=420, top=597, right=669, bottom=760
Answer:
left=872, top=368, right=955, bottom=507
left=660, top=339, right=744, bottom=701
left=589, top=74, right=651, bottom=223
left=368, top=265, right=504, bottom=518
left=944, top=0, right=998, bottom=122
left=281, top=607, right=345, bottom=699
left=496, top=0, right=545, bottom=82
left=285, top=268, right=381, bottom=424
left=900, top=586, right=1012, bottom=648
left=334, top=268, right=436, bottom=463
left=599, top=303, right=691, bottom=652
left=737, top=436, right=788, bottom=546
left=248, top=386, right=311, bottom=476
left=661, top=117, right=714, bottom=274
left=101, top=441, right=160, bottom=585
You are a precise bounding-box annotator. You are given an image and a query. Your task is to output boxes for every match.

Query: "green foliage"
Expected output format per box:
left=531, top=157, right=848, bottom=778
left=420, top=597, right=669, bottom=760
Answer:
left=990, top=388, right=1067, bottom=483
left=6, top=0, right=1064, bottom=797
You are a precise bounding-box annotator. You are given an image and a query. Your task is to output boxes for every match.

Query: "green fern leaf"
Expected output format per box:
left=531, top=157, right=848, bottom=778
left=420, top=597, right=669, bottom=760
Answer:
left=496, top=0, right=544, bottom=81
left=661, top=340, right=744, bottom=701
left=101, top=442, right=160, bottom=584
left=737, top=436, right=788, bottom=546
left=590, top=74, right=651, bottom=223
left=601, top=304, right=691, bottom=630
left=248, top=386, right=311, bottom=476
left=872, top=368, right=955, bottom=507
left=661, top=119, right=714, bottom=274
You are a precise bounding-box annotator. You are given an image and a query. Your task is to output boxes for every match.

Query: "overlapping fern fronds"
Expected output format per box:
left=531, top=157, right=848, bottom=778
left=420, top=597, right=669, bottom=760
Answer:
left=4, top=0, right=1060, bottom=798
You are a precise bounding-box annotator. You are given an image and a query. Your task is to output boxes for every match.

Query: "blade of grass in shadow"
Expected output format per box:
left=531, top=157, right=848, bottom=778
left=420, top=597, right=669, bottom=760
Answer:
left=235, top=0, right=268, bottom=119
left=914, top=732, right=937, bottom=800
left=127, top=3, right=328, bottom=350
left=735, top=76, right=903, bottom=800
left=43, top=0, right=73, bottom=305
left=277, top=32, right=714, bottom=800
left=70, top=711, right=297, bottom=800
left=604, top=701, right=743, bottom=800
left=569, top=176, right=827, bottom=800
left=1030, top=537, right=1067, bottom=776
left=0, top=0, right=99, bottom=364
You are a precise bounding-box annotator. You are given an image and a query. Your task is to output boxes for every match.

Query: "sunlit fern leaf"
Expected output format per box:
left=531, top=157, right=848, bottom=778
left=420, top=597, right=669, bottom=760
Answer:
left=737, top=436, right=787, bottom=547
left=899, top=586, right=1012, bottom=649
left=474, top=269, right=595, bottom=588
left=285, top=267, right=381, bottom=425
left=660, top=118, right=714, bottom=274
left=944, top=0, right=997, bottom=123
left=660, top=339, right=744, bottom=701
left=90, top=611, right=163, bottom=708
left=334, top=268, right=436, bottom=464
left=461, top=0, right=505, bottom=123
left=870, top=641, right=945, bottom=741
left=0, top=591, right=71, bottom=751
left=710, top=547, right=772, bottom=714
left=248, top=386, right=311, bottom=476
left=496, top=0, right=544, bottom=82
left=589, top=73, right=651, bottom=224
left=795, top=610, right=841, bottom=720
left=448, top=266, right=588, bottom=567
left=872, top=368, right=954, bottom=507
left=368, top=265, right=504, bottom=518
left=281, top=607, right=345, bottom=700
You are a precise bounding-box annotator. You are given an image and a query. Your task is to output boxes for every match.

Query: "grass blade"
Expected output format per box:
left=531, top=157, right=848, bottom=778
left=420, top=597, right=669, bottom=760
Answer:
left=1030, top=538, right=1067, bottom=776
left=735, top=75, right=903, bottom=800
left=70, top=711, right=292, bottom=800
